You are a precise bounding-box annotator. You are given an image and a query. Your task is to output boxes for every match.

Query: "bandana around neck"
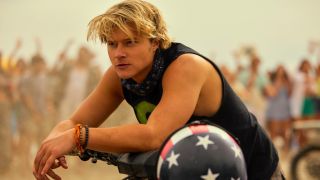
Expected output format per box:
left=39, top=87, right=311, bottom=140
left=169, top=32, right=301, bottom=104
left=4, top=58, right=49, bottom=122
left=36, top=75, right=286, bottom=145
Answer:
left=121, top=49, right=165, bottom=96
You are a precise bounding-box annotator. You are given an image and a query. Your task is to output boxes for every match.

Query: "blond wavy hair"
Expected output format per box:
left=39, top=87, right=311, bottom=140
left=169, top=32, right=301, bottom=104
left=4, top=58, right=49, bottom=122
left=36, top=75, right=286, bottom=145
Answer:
left=87, top=0, right=171, bottom=49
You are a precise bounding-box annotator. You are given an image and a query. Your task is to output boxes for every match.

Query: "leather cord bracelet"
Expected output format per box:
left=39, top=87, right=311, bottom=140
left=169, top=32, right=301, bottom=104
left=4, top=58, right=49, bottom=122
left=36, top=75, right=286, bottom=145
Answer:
left=74, top=124, right=84, bottom=154
left=74, top=124, right=90, bottom=155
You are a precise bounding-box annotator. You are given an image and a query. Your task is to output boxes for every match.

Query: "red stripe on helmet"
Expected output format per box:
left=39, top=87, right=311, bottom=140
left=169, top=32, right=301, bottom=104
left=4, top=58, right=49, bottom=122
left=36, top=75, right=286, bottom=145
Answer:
left=189, top=124, right=209, bottom=134
left=160, top=140, right=173, bottom=159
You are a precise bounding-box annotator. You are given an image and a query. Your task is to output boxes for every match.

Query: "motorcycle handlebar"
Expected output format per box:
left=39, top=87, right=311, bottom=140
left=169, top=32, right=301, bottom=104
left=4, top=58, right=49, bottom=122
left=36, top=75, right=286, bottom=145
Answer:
left=69, top=149, right=159, bottom=179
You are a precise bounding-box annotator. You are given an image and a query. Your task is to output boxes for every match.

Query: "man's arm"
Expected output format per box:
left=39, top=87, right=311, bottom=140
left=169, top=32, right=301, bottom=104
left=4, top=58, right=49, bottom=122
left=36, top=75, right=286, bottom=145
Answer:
left=34, top=66, right=124, bottom=179
left=45, top=66, right=124, bottom=139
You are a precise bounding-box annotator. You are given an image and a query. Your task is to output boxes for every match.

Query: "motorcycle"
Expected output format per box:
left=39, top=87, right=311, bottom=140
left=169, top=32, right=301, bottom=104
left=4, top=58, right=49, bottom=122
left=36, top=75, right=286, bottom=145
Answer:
left=290, top=120, right=320, bottom=180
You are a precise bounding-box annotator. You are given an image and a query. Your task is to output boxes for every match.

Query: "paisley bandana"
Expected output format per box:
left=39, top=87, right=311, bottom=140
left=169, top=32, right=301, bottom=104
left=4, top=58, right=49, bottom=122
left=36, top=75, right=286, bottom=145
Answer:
left=121, top=49, right=165, bottom=96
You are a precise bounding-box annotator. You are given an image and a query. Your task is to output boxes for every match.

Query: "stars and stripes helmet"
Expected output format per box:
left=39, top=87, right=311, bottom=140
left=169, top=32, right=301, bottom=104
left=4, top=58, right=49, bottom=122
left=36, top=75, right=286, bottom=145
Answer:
left=156, top=121, right=247, bottom=180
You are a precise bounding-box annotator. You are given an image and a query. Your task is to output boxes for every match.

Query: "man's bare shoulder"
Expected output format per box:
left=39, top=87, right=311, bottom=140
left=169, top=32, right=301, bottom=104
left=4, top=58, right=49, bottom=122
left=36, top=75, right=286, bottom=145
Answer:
left=164, top=53, right=214, bottom=79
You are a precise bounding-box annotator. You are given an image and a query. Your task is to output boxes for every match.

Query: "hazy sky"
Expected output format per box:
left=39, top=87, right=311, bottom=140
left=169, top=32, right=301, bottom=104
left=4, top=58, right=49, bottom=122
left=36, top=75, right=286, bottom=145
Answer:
left=1, top=0, right=320, bottom=72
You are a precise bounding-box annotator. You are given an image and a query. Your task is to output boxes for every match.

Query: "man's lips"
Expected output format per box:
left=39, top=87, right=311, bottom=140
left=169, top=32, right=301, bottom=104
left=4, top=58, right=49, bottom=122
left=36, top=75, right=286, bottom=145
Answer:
left=116, top=63, right=130, bottom=69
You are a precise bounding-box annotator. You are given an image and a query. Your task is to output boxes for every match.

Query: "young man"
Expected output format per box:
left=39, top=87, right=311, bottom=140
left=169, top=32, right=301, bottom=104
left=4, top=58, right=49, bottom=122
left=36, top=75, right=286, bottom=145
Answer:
left=33, top=0, right=282, bottom=179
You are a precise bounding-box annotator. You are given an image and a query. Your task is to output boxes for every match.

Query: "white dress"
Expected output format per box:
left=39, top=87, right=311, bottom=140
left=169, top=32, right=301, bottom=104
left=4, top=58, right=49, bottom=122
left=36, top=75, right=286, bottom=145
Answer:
left=290, top=72, right=305, bottom=118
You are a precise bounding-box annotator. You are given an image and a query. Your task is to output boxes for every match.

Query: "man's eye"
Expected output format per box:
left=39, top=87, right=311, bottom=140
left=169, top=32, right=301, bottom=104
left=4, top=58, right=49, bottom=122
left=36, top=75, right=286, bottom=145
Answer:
left=107, top=42, right=116, bottom=48
left=126, top=40, right=137, bottom=46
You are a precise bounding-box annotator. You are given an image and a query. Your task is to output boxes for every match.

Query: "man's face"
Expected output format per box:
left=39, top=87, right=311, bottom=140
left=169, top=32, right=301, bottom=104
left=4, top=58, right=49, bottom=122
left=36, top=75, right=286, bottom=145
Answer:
left=107, top=28, right=159, bottom=83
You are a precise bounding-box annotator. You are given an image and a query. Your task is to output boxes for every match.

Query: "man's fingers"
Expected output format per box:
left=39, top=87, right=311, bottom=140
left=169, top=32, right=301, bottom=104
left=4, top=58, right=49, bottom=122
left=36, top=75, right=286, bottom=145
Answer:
left=51, top=161, right=60, bottom=169
left=33, top=172, right=49, bottom=180
left=58, top=156, right=68, bottom=169
left=51, top=156, right=68, bottom=170
left=33, top=168, right=41, bottom=180
left=41, top=174, right=50, bottom=180
left=47, top=169, right=62, bottom=180
left=37, top=150, right=51, bottom=176
left=41, top=156, right=56, bottom=176
left=34, top=147, right=46, bottom=175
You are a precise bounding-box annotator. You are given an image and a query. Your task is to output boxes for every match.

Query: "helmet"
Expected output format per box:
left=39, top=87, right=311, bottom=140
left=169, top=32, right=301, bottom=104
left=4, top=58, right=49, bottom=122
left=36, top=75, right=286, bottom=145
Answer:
left=156, top=122, right=247, bottom=180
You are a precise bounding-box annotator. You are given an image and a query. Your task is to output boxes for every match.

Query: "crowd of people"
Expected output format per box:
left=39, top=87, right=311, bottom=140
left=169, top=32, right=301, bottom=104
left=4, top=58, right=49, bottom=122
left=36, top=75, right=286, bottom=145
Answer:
left=0, top=39, right=102, bottom=174
left=0, top=38, right=320, bottom=176
left=220, top=42, right=320, bottom=154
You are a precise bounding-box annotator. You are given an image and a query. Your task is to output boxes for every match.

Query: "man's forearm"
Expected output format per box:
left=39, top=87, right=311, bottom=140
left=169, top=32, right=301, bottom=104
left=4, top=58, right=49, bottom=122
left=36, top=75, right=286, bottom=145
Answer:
left=46, top=120, right=76, bottom=140
left=87, top=124, right=161, bottom=153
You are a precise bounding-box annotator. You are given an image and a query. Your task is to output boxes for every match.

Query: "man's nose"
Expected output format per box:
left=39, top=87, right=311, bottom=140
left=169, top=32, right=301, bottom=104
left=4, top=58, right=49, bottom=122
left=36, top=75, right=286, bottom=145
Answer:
left=114, top=45, right=126, bottom=59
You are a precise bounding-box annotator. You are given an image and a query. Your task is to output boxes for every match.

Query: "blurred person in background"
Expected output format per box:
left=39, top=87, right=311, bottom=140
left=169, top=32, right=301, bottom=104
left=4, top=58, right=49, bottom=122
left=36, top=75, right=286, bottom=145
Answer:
left=305, top=40, right=320, bottom=64
left=5, top=39, right=32, bottom=171
left=309, top=42, right=320, bottom=118
left=0, top=51, right=13, bottom=173
left=33, top=0, right=282, bottom=179
left=301, top=60, right=317, bottom=120
left=290, top=59, right=317, bottom=148
left=314, top=64, right=320, bottom=118
left=220, top=64, right=249, bottom=101
left=9, top=57, right=33, bottom=171
left=291, top=59, right=317, bottom=121
left=21, top=54, right=52, bottom=146
left=54, top=45, right=101, bottom=120
left=290, top=60, right=307, bottom=121
left=0, top=39, right=24, bottom=172
left=5, top=39, right=24, bottom=146
left=238, top=50, right=268, bottom=128
left=8, top=58, right=27, bottom=140
left=264, top=65, right=292, bottom=153
left=49, top=40, right=74, bottom=115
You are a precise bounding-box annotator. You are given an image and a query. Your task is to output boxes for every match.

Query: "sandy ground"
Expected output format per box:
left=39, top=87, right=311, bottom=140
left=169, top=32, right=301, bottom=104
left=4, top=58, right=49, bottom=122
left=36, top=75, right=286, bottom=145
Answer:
left=1, top=156, right=126, bottom=180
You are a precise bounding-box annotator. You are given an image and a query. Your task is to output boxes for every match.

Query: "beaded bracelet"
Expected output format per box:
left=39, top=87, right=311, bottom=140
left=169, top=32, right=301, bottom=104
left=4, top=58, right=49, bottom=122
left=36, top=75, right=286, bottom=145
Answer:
left=83, top=125, right=89, bottom=150
left=74, top=124, right=84, bottom=154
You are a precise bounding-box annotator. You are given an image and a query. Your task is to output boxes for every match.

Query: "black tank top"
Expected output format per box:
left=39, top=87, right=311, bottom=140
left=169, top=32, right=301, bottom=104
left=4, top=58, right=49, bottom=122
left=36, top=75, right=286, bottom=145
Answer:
left=122, top=43, right=279, bottom=179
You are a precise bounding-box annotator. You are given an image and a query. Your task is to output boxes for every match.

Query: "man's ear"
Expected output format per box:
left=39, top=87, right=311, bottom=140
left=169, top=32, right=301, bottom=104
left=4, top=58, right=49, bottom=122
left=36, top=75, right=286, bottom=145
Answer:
left=151, top=39, right=160, bottom=51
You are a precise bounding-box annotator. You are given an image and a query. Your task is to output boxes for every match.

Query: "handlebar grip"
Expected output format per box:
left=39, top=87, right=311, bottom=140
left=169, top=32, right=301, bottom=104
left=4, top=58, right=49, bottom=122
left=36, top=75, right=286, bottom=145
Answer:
left=73, top=149, right=158, bottom=179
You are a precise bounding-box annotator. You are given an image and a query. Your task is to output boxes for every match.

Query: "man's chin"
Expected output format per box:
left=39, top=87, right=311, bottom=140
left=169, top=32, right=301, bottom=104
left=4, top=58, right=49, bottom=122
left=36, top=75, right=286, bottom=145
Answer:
left=117, top=73, right=132, bottom=80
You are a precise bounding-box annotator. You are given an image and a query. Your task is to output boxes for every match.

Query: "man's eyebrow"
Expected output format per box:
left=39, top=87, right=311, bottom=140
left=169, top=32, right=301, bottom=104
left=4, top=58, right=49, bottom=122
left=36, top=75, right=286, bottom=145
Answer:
left=123, top=37, right=138, bottom=41
left=107, top=37, right=137, bottom=42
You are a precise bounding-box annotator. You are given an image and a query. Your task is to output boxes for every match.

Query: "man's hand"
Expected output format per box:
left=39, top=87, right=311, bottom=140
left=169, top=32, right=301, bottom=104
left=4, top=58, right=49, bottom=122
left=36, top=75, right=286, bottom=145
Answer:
left=33, top=129, right=75, bottom=179
left=33, top=156, right=68, bottom=180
